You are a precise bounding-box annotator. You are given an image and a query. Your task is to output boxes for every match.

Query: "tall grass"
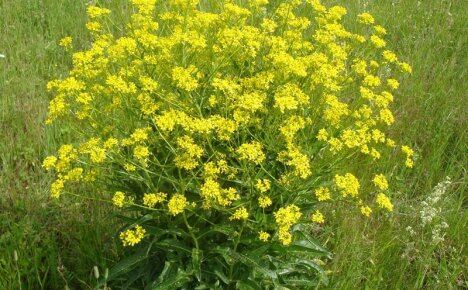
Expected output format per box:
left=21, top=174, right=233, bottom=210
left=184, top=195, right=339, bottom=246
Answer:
left=322, top=0, right=467, bottom=288
left=0, top=1, right=117, bottom=289
left=0, top=0, right=465, bottom=289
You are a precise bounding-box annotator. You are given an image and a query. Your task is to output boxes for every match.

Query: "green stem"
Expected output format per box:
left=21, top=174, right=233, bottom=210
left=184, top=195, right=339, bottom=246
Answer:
left=14, top=255, right=22, bottom=290
left=64, top=192, right=159, bottom=211
left=228, top=222, right=245, bottom=282
left=183, top=212, right=199, bottom=251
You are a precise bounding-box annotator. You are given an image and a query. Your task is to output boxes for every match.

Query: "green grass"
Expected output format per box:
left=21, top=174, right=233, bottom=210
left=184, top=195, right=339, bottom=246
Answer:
left=0, top=1, right=118, bottom=289
left=0, top=0, right=466, bottom=289
left=320, top=0, right=467, bottom=288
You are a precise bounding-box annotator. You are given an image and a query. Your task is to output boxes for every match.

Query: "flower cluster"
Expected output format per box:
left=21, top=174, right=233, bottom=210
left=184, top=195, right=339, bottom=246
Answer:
left=43, top=0, right=413, bottom=252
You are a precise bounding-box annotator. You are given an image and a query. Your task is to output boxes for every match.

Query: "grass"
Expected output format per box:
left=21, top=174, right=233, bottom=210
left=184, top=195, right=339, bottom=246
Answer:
left=0, top=1, right=118, bottom=289
left=0, top=0, right=466, bottom=289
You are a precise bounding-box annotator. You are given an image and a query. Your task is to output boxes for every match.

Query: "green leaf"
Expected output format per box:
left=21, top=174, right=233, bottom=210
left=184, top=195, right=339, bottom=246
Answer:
left=213, top=269, right=230, bottom=285
left=145, top=226, right=188, bottom=238
left=281, top=278, right=318, bottom=288
left=104, top=248, right=148, bottom=282
left=155, top=239, right=192, bottom=254
left=236, top=279, right=262, bottom=290
left=287, top=240, right=327, bottom=255
left=295, top=259, right=328, bottom=284
left=293, top=228, right=331, bottom=258
left=212, top=247, right=234, bottom=266
left=228, top=250, right=277, bottom=280
left=148, top=260, right=175, bottom=288
left=246, top=244, right=270, bottom=258
left=276, top=265, right=301, bottom=276
left=196, top=225, right=235, bottom=239
left=192, top=248, right=203, bottom=281
left=147, top=268, right=191, bottom=290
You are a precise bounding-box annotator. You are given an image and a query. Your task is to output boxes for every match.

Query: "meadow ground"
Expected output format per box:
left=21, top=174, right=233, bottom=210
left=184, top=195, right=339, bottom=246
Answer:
left=0, top=0, right=466, bottom=289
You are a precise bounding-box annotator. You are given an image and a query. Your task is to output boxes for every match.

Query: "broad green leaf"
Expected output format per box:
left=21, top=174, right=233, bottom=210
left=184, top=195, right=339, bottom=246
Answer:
left=246, top=244, right=270, bottom=258
left=293, top=228, right=331, bottom=258
left=229, top=250, right=277, bottom=280
left=287, top=240, right=327, bottom=255
left=296, top=261, right=328, bottom=285
left=211, top=247, right=234, bottom=266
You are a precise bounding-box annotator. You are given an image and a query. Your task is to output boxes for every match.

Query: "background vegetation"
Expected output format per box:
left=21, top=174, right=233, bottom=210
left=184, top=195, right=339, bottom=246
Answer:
left=0, top=0, right=466, bottom=289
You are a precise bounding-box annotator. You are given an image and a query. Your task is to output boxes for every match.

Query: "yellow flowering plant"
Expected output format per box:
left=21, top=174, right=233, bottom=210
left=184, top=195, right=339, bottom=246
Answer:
left=44, top=0, right=414, bottom=288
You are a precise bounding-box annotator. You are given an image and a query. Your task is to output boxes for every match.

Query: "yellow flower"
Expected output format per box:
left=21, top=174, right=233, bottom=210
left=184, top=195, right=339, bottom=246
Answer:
left=86, top=21, right=102, bottom=32
left=274, top=84, right=309, bottom=113
left=171, top=66, right=200, bottom=91
left=89, top=147, right=106, bottom=163
left=42, top=156, right=57, bottom=171
left=373, top=174, right=389, bottom=190
left=124, top=163, right=136, bottom=172
left=258, top=231, right=270, bottom=242
left=380, top=108, right=395, bottom=125
left=229, top=207, right=249, bottom=221
left=311, top=210, right=325, bottom=224
left=314, top=187, right=331, bottom=201
left=399, top=62, right=413, bottom=74
left=65, top=167, right=83, bottom=181
left=278, top=228, right=292, bottom=246
left=405, top=159, right=414, bottom=168
left=134, top=145, right=150, bottom=160
left=277, top=144, right=311, bottom=179
left=370, top=35, right=386, bottom=48
left=104, top=137, right=119, bottom=149
left=383, top=50, right=398, bottom=63
left=275, top=205, right=301, bottom=245
left=261, top=18, right=277, bottom=33
left=120, top=225, right=146, bottom=246
left=112, top=191, right=126, bottom=208
left=258, top=196, right=272, bottom=208
left=316, top=129, right=329, bottom=141
left=175, top=136, right=204, bottom=170
left=51, top=178, right=65, bottom=198
left=59, top=36, right=73, bottom=50
left=376, top=193, right=393, bottom=211
left=334, top=173, right=360, bottom=198
left=86, top=6, right=111, bottom=18
left=387, top=79, right=400, bottom=90
left=374, top=25, right=387, bottom=35
left=168, top=194, right=188, bottom=215
left=131, top=0, right=157, bottom=14
left=363, top=75, right=381, bottom=87
left=236, top=141, right=265, bottom=165
left=143, top=193, right=167, bottom=208
left=360, top=205, right=372, bottom=217
left=357, top=12, right=375, bottom=25
left=131, top=128, right=150, bottom=143
left=255, top=179, right=271, bottom=193
left=402, top=145, right=415, bottom=168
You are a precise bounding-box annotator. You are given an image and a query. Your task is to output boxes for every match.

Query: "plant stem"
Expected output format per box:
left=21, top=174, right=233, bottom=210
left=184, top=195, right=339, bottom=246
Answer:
left=228, top=222, right=245, bottom=282
left=183, top=212, right=199, bottom=251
